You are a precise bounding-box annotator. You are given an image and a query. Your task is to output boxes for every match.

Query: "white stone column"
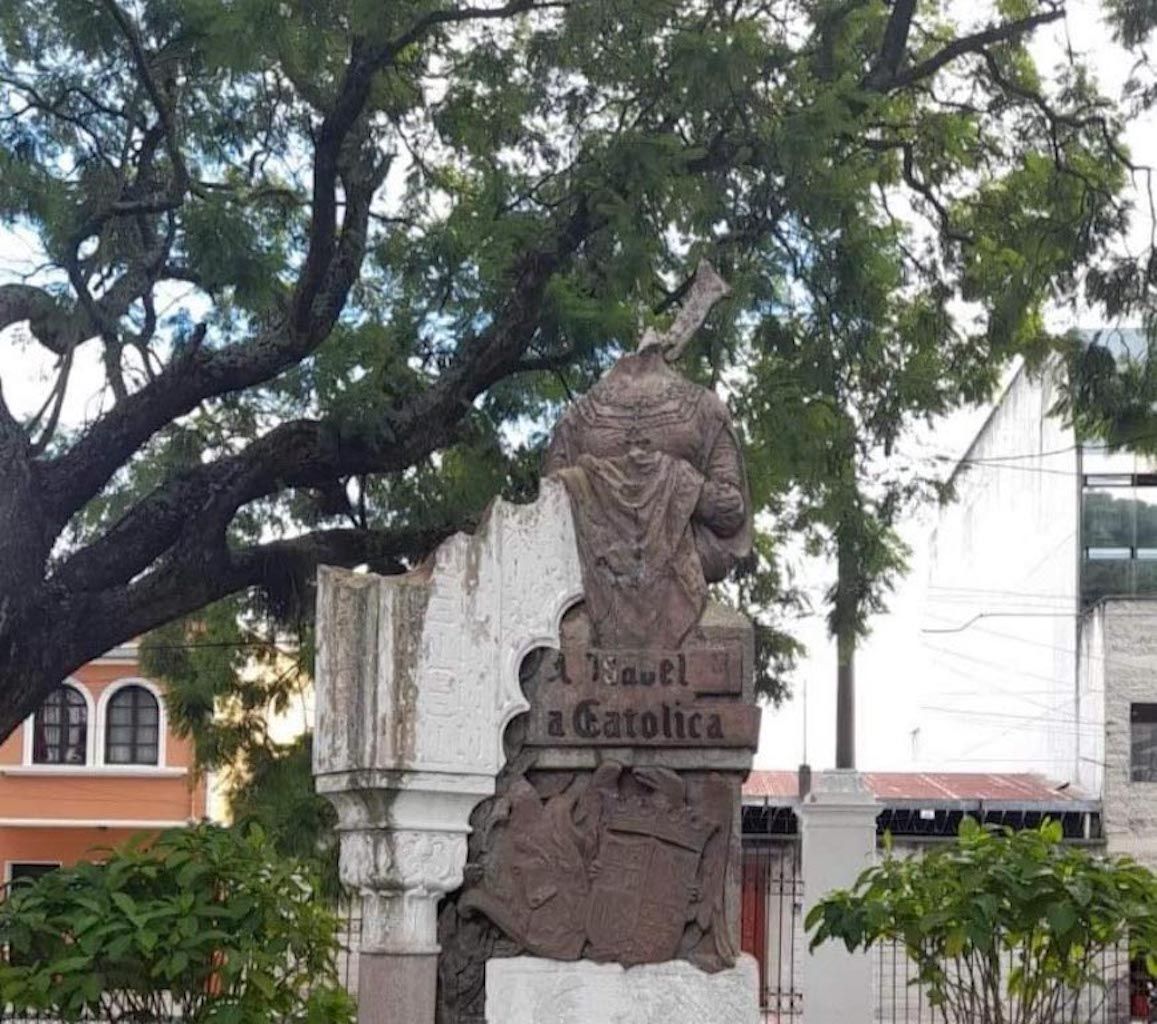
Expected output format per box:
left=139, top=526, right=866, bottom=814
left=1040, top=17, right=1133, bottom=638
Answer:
left=799, top=770, right=879, bottom=1024
left=313, top=482, right=584, bottom=1024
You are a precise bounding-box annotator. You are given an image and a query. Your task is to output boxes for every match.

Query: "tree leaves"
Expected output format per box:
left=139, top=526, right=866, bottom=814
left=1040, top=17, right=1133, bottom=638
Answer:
left=0, top=824, right=354, bottom=1021
left=0, top=0, right=1139, bottom=733
left=808, top=821, right=1157, bottom=1023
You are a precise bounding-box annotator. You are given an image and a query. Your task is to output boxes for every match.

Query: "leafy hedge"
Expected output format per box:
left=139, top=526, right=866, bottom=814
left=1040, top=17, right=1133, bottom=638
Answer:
left=0, top=824, right=355, bottom=1023
left=807, top=820, right=1157, bottom=1024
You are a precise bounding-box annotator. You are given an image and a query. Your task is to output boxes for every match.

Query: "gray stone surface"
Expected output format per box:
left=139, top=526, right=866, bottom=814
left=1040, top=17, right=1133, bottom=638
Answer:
left=1098, top=600, right=1157, bottom=866
left=357, top=953, right=437, bottom=1024
left=485, top=954, right=761, bottom=1024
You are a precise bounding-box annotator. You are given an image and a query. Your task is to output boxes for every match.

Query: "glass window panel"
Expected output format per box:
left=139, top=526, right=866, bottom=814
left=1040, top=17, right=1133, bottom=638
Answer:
left=1133, top=704, right=1157, bottom=781
left=1136, top=487, right=1157, bottom=549
left=1137, top=560, right=1157, bottom=597
left=1084, top=488, right=1136, bottom=548
left=1082, top=557, right=1134, bottom=604
left=104, top=687, right=161, bottom=766
left=33, top=687, right=87, bottom=765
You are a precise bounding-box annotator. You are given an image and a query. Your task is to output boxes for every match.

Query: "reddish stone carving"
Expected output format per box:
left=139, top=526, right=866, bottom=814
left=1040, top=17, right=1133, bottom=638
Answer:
left=524, top=596, right=760, bottom=749
left=456, top=762, right=737, bottom=971
left=545, top=346, right=752, bottom=649
left=435, top=271, right=758, bottom=1021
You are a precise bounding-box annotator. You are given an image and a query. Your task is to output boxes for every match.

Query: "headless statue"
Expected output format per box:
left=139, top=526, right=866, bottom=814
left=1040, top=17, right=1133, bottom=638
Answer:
left=544, top=263, right=753, bottom=648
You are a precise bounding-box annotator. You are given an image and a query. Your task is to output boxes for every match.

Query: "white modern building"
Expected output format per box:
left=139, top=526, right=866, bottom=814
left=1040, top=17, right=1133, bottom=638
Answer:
left=906, top=330, right=1157, bottom=861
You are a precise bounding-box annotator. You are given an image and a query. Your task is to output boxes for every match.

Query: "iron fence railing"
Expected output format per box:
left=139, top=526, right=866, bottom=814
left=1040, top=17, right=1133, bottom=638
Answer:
left=742, top=838, right=804, bottom=1023
left=873, top=940, right=1136, bottom=1024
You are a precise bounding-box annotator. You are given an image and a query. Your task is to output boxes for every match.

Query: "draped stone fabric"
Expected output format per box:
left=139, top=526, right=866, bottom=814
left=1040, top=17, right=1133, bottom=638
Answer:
left=545, top=347, right=752, bottom=649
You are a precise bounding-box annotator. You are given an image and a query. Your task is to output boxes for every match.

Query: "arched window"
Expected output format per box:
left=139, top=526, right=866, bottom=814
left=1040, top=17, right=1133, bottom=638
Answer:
left=32, top=686, right=88, bottom=765
left=104, top=686, right=160, bottom=766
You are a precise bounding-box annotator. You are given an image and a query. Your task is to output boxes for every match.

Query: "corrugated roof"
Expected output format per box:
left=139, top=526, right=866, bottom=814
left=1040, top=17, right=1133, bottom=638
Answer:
left=743, top=770, right=1094, bottom=808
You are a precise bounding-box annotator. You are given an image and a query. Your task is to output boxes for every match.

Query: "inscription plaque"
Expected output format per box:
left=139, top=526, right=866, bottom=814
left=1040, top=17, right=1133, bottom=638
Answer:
left=526, top=641, right=759, bottom=748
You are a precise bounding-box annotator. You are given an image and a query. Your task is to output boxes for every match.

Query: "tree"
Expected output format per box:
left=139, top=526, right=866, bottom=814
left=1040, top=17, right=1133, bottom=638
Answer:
left=0, top=0, right=1131, bottom=742
left=1051, top=5, right=1157, bottom=452
left=0, top=824, right=355, bottom=1022
left=140, top=604, right=341, bottom=899
left=807, top=819, right=1157, bottom=1024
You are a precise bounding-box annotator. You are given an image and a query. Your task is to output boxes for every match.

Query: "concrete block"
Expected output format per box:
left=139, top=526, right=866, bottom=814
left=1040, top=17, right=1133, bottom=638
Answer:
left=485, top=955, right=761, bottom=1024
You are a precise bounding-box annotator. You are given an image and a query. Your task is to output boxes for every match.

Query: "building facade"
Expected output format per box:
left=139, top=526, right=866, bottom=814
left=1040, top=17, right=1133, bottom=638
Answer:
left=909, top=334, right=1157, bottom=865
left=0, top=644, right=207, bottom=883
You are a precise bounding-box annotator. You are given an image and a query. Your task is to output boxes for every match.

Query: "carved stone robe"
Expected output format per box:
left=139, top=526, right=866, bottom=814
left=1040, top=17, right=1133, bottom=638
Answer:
left=545, top=347, right=752, bottom=648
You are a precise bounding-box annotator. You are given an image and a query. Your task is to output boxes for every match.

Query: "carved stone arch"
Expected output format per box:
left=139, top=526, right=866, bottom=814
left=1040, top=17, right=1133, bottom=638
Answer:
left=313, top=480, right=585, bottom=993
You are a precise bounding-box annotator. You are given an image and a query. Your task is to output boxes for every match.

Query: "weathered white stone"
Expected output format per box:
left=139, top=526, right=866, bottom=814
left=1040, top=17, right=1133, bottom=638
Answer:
left=313, top=482, right=584, bottom=1021
left=315, top=478, right=583, bottom=786
left=799, top=770, right=879, bottom=1024
left=485, top=955, right=761, bottom=1024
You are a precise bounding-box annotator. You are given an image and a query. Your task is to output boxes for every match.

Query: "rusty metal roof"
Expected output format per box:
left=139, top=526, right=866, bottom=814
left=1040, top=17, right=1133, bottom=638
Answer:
left=743, top=770, right=1097, bottom=810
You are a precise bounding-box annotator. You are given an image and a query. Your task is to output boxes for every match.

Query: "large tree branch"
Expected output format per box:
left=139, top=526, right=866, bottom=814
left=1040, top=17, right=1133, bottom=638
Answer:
left=869, top=7, right=1066, bottom=92
left=0, top=262, right=161, bottom=358
left=6, top=524, right=447, bottom=738
left=0, top=382, right=19, bottom=441
left=98, top=0, right=190, bottom=195
left=863, top=0, right=919, bottom=90
left=51, top=196, right=594, bottom=596
left=43, top=4, right=560, bottom=525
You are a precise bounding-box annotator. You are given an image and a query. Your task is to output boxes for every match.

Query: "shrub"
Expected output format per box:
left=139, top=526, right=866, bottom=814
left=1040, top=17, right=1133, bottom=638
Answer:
left=806, top=820, right=1157, bottom=1024
left=0, top=824, right=355, bottom=1023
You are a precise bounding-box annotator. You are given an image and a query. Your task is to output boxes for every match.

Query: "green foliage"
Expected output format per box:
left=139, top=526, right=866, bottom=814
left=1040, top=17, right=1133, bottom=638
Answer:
left=807, top=821, right=1157, bottom=1023
left=0, top=0, right=1137, bottom=715
left=0, top=824, right=355, bottom=1022
left=230, top=734, right=341, bottom=902
left=141, top=603, right=339, bottom=899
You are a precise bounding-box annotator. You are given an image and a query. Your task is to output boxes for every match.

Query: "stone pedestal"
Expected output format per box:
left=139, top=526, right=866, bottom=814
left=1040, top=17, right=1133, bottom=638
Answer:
left=799, top=770, right=879, bottom=1024
left=357, top=953, right=438, bottom=1024
left=486, top=956, right=762, bottom=1024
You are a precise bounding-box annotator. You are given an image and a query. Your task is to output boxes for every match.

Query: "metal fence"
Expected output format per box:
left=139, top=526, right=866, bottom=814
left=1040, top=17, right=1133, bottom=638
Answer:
left=874, top=940, right=1136, bottom=1024
left=742, top=838, right=805, bottom=1023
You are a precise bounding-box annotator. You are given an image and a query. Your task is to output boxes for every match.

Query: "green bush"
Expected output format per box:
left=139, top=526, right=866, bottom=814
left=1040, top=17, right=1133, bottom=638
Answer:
left=807, top=820, right=1157, bottom=1024
left=0, top=824, right=356, bottom=1023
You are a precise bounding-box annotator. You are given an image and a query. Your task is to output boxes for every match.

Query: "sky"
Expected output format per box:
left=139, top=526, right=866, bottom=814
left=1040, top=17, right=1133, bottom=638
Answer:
left=1, top=1, right=1153, bottom=774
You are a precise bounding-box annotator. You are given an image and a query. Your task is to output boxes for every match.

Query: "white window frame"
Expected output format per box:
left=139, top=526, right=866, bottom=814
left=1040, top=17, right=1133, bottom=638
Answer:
left=96, top=678, right=168, bottom=770
left=21, top=680, right=95, bottom=768
left=4, top=860, right=61, bottom=884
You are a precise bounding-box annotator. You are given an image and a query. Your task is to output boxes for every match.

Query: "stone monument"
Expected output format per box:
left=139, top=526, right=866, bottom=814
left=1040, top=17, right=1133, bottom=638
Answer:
left=314, top=264, right=762, bottom=1024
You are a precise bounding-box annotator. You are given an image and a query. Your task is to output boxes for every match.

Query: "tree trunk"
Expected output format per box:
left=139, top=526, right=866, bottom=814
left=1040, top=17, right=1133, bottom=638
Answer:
left=835, top=525, right=856, bottom=770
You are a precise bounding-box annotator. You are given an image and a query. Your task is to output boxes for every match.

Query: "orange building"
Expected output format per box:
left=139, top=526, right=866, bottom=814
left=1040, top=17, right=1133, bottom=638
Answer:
left=0, top=643, right=207, bottom=883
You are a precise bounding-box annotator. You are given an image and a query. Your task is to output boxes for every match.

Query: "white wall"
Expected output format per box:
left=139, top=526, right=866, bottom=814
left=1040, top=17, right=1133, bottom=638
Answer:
left=910, top=359, right=1082, bottom=782
left=1076, top=605, right=1105, bottom=796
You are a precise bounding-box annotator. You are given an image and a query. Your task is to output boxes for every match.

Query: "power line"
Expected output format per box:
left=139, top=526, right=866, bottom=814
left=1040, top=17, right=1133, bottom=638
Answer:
left=923, top=611, right=1076, bottom=635
left=921, top=643, right=1083, bottom=689
left=925, top=583, right=1080, bottom=600
left=918, top=705, right=1096, bottom=729
left=952, top=690, right=1099, bottom=760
